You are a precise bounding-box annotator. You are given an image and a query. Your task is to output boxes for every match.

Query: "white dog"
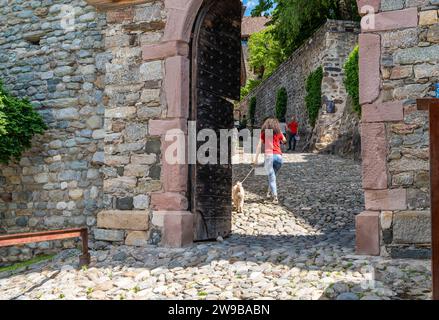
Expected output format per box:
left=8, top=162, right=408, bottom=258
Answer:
left=232, top=181, right=245, bottom=213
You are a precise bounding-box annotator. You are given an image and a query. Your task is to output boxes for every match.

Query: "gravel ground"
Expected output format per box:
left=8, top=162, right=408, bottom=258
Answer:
left=0, top=153, right=432, bottom=300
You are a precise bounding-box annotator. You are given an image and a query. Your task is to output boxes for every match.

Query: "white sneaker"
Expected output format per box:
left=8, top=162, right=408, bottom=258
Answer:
left=272, top=197, right=279, bottom=204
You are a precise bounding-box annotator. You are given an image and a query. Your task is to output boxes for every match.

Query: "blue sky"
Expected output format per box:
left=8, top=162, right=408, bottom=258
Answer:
left=242, top=0, right=258, bottom=16
left=242, top=0, right=274, bottom=16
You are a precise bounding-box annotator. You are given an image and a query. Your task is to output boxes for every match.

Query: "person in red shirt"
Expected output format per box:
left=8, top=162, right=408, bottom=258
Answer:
left=253, top=118, right=287, bottom=204
left=287, top=116, right=299, bottom=151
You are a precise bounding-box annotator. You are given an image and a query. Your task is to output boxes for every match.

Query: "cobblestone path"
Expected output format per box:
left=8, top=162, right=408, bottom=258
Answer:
left=0, top=153, right=432, bottom=300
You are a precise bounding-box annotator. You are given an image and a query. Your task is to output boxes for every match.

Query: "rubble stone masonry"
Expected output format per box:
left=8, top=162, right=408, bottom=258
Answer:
left=356, top=0, right=439, bottom=258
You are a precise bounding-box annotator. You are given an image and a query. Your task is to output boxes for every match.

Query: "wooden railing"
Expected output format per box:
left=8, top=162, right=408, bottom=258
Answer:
left=0, top=228, right=90, bottom=267
left=417, top=98, right=439, bottom=300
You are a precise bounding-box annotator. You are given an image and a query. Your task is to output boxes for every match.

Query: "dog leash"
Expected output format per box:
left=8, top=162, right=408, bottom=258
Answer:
left=241, top=167, right=255, bottom=184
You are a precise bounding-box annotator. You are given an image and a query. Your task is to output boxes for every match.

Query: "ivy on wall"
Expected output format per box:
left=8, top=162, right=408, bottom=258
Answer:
left=275, top=87, right=287, bottom=122
left=344, top=45, right=360, bottom=115
left=305, top=66, right=323, bottom=127
left=0, top=81, right=47, bottom=164
left=249, top=96, right=257, bottom=126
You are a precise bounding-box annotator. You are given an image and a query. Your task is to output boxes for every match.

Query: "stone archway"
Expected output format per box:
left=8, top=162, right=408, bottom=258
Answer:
left=143, top=0, right=241, bottom=246
left=86, top=0, right=435, bottom=255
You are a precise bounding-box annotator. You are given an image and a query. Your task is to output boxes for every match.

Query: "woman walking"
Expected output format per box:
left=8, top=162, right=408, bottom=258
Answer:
left=253, top=117, right=287, bottom=204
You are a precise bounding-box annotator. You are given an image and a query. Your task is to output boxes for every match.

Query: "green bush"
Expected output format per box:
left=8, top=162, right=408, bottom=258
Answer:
left=249, top=96, right=257, bottom=126
left=241, top=78, right=262, bottom=101
left=0, top=81, right=47, bottom=164
left=275, top=87, right=287, bottom=122
left=305, top=66, right=323, bottom=127
left=344, top=45, right=360, bottom=115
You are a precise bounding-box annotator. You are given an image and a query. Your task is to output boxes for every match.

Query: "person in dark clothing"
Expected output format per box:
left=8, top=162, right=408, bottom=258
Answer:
left=287, top=116, right=298, bottom=151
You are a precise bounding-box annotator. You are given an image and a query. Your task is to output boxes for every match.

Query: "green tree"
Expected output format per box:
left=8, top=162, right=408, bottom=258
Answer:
left=241, top=78, right=262, bottom=100
left=251, top=0, right=274, bottom=17
left=275, top=87, right=287, bottom=121
left=344, top=45, right=360, bottom=115
left=248, top=25, right=285, bottom=80
left=249, top=96, right=257, bottom=126
left=0, top=81, right=47, bottom=164
left=305, top=66, right=323, bottom=127
left=249, top=0, right=359, bottom=57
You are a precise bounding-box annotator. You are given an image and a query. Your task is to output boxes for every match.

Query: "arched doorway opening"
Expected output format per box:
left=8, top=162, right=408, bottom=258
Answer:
left=189, top=0, right=242, bottom=241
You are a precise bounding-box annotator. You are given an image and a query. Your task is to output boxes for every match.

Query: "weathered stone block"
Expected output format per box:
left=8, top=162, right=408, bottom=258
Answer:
left=357, top=0, right=381, bottom=14
left=394, top=45, right=439, bottom=65
left=162, top=211, right=193, bottom=247
left=392, top=170, right=415, bottom=185
left=151, top=211, right=167, bottom=228
left=97, top=210, right=149, bottom=231
left=165, top=56, right=189, bottom=118
left=116, top=197, right=134, bottom=210
left=390, top=65, right=413, bottom=80
left=151, top=192, right=188, bottom=211
left=361, top=123, right=388, bottom=189
left=55, top=108, right=79, bottom=120
left=106, top=7, right=134, bottom=24
left=389, top=156, right=429, bottom=173
left=143, top=41, right=189, bottom=61
left=365, top=8, right=418, bottom=32
left=381, top=211, right=393, bottom=230
left=356, top=211, right=380, bottom=255
left=124, top=164, right=149, bottom=177
left=427, top=24, right=439, bottom=43
left=149, top=119, right=187, bottom=136
left=362, top=100, right=403, bottom=122
left=380, top=0, right=404, bottom=12
left=104, top=155, right=130, bottom=166
left=393, top=211, right=431, bottom=244
left=359, top=34, right=381, bottom=105
left=381, top=28, right=419, bottom=49
left=125, top=231, right=148, bottom=246
left=140, top=89, right=160, bottom=105
left=94, top=228, right=125, bottom=242
left=414, top=63, right=439, bottom=79
left=131, top=154, right=156, bottom=165
left=125, top=123, right=148, bottom=142
left=419, top=9, right=438, bottom=25
left=105, top=107, right=136, bottom=119
left=133, top=195, right=150, bottom=210
left=365, top=189, right=407, bottom=211
left=139, top=61, right=163, bottom=81
left=137, top=106, right=162, bottom=119
left=103, top=177, right=137, bottom=193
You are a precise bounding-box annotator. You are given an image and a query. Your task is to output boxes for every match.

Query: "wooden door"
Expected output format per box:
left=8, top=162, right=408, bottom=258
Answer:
left=190, top=0, right=241, bottom=241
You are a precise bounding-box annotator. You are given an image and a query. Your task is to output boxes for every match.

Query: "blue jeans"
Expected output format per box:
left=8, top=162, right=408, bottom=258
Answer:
left=264, top=154, right=283, bottom=197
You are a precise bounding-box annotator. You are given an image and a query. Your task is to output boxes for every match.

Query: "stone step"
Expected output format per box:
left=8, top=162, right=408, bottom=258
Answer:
left=97, top=210, right=149, bottom=231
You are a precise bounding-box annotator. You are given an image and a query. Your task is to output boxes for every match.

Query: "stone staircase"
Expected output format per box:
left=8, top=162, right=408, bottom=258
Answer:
left=312, top=112, right=343, bottom=153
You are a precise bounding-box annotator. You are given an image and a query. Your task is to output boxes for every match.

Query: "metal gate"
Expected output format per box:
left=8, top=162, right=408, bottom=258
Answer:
left=190, top=0, right=241, bottom=241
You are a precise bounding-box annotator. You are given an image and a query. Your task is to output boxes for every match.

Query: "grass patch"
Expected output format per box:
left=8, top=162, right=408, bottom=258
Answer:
left=0, top=254, right=55, bottom=273
left=197, top=291, right=208, bottom=297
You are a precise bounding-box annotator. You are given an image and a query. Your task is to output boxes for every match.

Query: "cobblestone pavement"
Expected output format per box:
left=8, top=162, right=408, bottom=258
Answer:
left=0, top=153, right=432, bottom=300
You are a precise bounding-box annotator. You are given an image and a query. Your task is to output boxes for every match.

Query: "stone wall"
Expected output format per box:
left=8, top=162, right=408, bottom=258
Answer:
left=0, top=0, right=169, bottom=264
left=356, top=0, right=439, bottom=258
left=314, top=96, right=362, bottom=160
left=0, top=0, right=107, bottom=263
left=311, top=22, right=360, bottom=155
left=240, top=20, right=359, bottom=153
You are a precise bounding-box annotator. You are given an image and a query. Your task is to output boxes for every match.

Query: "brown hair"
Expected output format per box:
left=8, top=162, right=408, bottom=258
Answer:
left=261, top=117, right=281, bottom=135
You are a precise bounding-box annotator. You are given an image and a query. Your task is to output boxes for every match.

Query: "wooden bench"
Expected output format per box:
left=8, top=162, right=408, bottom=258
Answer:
left=0, top=228, right=90, bottom=267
